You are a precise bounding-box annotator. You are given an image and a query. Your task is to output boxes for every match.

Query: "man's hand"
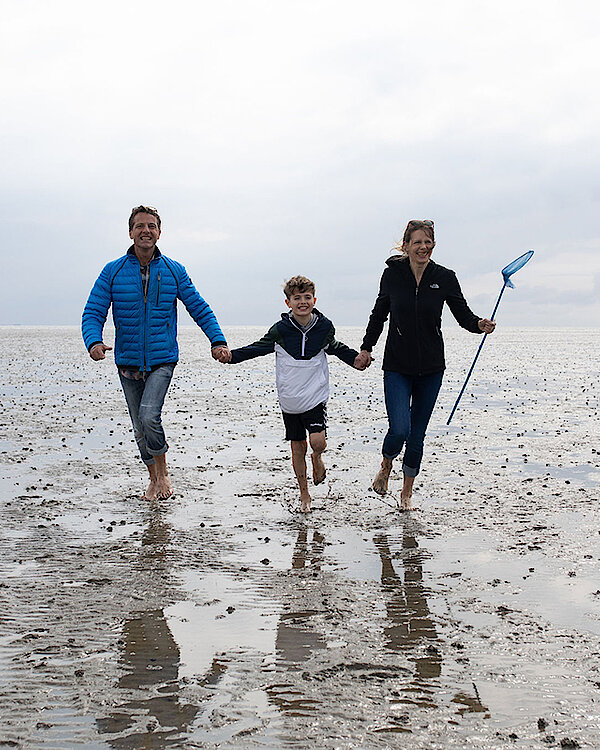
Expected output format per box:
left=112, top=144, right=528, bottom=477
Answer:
left=212, top=345, right=232, bottom=363
left=478, top=318, right=496, bottom=334
left=354, top=350, right=373, bottom=370
left=90, top=343, right=112, bottom=361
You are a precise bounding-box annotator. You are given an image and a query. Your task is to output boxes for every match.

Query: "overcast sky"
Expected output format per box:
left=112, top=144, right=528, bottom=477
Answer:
left=1, top=0, right=599, bottom=329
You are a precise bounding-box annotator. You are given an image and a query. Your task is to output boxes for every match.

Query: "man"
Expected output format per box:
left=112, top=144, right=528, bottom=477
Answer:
left=82, top=205, right=229, bottom=500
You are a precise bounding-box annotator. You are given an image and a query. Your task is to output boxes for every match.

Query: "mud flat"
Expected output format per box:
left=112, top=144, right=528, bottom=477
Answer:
left=1, top=325, right=599, bottom=749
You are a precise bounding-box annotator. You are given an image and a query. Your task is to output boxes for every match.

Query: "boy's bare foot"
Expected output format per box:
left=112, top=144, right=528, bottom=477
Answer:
left=311, top=453, right=326, bottom=485
left=372, top=458, right=393, bottom=495
left=300, top=492, right=312, bottom=513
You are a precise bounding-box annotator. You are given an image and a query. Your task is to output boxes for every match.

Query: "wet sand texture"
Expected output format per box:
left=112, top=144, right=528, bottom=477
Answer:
left=1, top=325, right=599, bottom=749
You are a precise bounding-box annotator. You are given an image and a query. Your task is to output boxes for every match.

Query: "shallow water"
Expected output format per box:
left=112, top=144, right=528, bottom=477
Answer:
left=1, top=325, right=599, bottom=749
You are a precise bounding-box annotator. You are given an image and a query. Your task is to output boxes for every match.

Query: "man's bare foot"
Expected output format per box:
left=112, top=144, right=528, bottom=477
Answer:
left=154, top=455, right=173, bottom=499
left=372, top=458, right=393, bottom=495
left=311, top=453, right=326, bottom=485
left=156, top=473, right=173, bottom=499
left=300, top=492, right=312, bottom=513
left=143, top=479, right=158, bottom=501
left=143, top=464, right=159, bottom=500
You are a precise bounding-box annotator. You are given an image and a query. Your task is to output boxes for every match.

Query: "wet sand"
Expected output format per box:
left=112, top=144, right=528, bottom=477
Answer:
left=1, top=325, right=599, bottom=749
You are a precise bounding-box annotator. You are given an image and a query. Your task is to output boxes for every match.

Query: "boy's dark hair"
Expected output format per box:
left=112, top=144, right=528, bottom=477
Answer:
left=128, top=205, right=161, bottom=231
left=283, top=275, right=315, bottom=299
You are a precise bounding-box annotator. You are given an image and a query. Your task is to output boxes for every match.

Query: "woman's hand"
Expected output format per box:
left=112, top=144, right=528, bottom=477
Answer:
left=478, top=318, right=496, bottom=334
left=354, top=350, right=373, bottom=370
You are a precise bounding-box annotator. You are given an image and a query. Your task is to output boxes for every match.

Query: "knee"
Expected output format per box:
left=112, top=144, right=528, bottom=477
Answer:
left=291, top=440, right=307, bottom=457
left=309, top=432, right=326, bottom=454
left=138, top=404, right=162, bottom=432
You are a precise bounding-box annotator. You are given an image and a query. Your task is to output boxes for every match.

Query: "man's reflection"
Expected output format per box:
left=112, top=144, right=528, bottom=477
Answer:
left=97, top=505, right=226, bottom=748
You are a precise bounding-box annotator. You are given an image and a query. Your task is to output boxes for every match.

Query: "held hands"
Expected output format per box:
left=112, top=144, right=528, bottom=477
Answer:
left=478, top=318, right=496, bottom=334
left=354, top=350, right=373, bottom=371
left=212, top=345, right=232, bottom=363
left=89, top=343, right=112, bottom=361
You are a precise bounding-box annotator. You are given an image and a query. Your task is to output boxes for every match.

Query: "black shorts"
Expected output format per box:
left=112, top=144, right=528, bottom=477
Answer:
left=282, top=402, right=327, bottom=442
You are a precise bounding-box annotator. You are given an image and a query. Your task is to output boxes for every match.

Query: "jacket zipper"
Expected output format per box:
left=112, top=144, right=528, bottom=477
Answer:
left=156, top=272, right=160, bottom=305
left=414, top=283, right=422, bottom=375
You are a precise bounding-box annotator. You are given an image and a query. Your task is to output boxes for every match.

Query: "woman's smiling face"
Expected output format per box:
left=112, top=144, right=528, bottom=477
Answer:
left=404, top=228, right=434, bottom=267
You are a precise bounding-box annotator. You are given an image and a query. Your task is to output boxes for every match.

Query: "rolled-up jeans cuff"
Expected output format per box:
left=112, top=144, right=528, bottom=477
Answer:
left=142, top=457, right=156, bottom=466
left=402, top=463, right=419, bottom=478
left=147, top=443, right=169, bottom=458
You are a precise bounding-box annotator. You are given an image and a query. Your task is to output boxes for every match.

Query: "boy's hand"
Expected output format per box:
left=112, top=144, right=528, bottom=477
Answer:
left=212, top=345, right=232, bottom=363
left=354, top=350, right=372, bottom=370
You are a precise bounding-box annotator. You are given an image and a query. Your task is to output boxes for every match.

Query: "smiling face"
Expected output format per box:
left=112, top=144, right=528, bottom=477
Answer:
left=403, top=228, right=434, bottom=268
left=285, top=289, right=316, bottom=324
left=129, top=212, right=161, bottom=255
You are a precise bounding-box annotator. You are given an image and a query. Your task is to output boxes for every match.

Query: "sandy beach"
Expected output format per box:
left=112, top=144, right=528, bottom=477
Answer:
left=1, top=325, right=599, bottom=749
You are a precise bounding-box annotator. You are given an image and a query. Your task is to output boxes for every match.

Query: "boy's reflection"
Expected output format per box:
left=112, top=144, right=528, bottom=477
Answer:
left=267, top=527, right=326, bottom=715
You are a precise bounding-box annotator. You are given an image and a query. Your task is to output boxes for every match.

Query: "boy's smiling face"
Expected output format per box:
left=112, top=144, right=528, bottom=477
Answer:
left=285, top=289, right=316, bottom=324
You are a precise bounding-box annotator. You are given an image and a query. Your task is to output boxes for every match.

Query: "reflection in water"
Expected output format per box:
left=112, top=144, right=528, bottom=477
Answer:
left=97, top=506, right=226, bottom=748
left=267, top=527, right=326, bottom=716
left=374, top=531, right=441, bottom=710
left=374, top=529, right=488, bottom=717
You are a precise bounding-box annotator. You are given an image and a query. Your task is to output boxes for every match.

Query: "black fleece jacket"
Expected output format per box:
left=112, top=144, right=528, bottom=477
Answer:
left=361, top=257, right=482, bottom=375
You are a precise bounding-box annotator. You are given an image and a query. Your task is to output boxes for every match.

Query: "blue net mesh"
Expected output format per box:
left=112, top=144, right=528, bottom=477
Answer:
left=502, top=250, right=534, bottom=286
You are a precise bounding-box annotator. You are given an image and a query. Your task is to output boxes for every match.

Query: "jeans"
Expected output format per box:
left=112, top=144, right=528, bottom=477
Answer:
left=382, top=370, right=444, bottom=477
left=118, top=364, right=175, bottom=465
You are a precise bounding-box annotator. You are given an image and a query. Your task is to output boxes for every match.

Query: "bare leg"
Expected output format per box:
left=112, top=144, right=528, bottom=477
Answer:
left=154, top=454, right=173, bottom=499
left=291, top=440, right=311, bottom=512
left=400, top=473, right=415, bottom=511
left=309, top=431, right=327, bottom=485
left=143, top=463, right=159, bottom=500
left=372, top=457, right=393, bottom=495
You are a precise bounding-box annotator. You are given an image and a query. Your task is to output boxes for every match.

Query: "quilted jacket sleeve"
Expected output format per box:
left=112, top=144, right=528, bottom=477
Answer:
left=81, top=263, right=112, bottom=351
left=174, top=262, right=227, bottom=347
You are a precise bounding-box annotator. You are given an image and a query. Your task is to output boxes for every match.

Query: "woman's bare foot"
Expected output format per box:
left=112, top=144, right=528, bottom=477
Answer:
left=372, top=458, right=393, bottom=495
left=300, top=492, right=312, bottom=513
left=400, top=492, right=413, bottom=511
left=311, top=453, right=326, bottom=485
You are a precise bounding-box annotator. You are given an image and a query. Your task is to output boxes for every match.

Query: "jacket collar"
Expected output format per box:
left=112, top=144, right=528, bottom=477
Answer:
left=127, top=245, right=162, bottom=260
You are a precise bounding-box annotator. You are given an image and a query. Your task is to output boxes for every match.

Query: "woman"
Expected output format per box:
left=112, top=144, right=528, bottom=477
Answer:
left=356, top=219, right=495, bottom=509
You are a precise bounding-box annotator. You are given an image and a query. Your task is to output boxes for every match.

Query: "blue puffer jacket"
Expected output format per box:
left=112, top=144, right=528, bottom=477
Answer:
left=82, top=247, right=227, bottom=370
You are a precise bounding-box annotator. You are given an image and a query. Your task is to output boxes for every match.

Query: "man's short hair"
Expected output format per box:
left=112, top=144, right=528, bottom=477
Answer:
left=283, top=275, right=315, bottom=299
left=128, top=205, right=161, bottom=231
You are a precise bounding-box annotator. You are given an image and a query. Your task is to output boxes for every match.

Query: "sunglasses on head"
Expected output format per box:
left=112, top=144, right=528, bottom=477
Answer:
left=407, top=219, right=434, bottom=229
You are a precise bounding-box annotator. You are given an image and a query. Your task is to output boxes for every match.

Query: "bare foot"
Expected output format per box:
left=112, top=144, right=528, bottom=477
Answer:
left=300, top=492, right=312, bottom=513
left=372, top=458, right=393, bottom=495
left=143, top=464, right=158, bottom=500
left=143, top=479, right=158, bottom=501
left=400, top=493, right=413, bottom=511
left=155, top=473, right=173, bottom=499
left=311, top=453, right=326, bottom=485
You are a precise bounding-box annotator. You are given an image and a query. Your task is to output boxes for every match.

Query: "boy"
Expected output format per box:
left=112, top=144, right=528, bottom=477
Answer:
left=218, top=276, right=369, bottom=512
